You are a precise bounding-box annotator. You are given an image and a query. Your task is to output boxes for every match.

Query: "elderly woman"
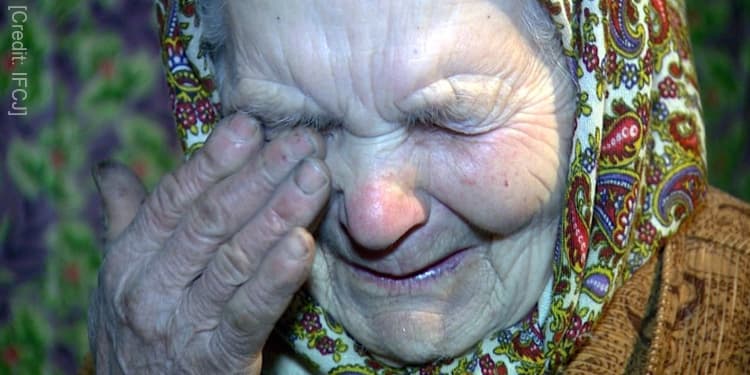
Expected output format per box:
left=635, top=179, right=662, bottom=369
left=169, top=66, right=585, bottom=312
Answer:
left=86, top=0, right=749, bottom=373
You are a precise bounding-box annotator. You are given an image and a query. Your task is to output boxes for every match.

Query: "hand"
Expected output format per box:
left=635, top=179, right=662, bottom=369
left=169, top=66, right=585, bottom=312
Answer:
left=88, top=114, right=330, bottom=374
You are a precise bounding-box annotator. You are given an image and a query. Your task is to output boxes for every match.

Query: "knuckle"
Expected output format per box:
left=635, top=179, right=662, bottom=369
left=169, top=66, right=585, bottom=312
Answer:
left=193, top=147, right=224, bottom=183
left=113, top=283, right=136, bottom=324
left=137, top=174, right=185, bottom=237
left=178, top=288, right=212, bottom=327
left=258, top=150, right=283, bottom=189
left=270, top=191, right=302, bottom=223
left=113, top=212, right=163, bottom=254
left=258, top=139, right=302, bottom=184
left=210, top=328, right=258, bottom=371
left=113, top=284, right=169, bottom=342
left=154, top=172, right=185, bottom=216
left=112, top=275, right=152, bottom=328
left=99, top=252, right=134, bottom=300
left=215, top=245, right=256, bottom=286
left=152, top=165, right=207, bottom=218
left=174, top=334, right=217, bottom=374
left=258, top=206, right=291, bottom=241
left=224, top=305, right=262, bottom=337
left=154, top=248, right=195, bottom=289
left=192, top=196, right=233, bottom=240
left=136, top=203, right=171, bottom=242
left=232, top=280, right=281, bottom=327
left=193, top=268, right=227, bottom=302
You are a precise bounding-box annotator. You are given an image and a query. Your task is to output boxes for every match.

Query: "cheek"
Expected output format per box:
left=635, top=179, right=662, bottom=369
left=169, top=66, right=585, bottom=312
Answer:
left=429, top=128, right=563, bottom=235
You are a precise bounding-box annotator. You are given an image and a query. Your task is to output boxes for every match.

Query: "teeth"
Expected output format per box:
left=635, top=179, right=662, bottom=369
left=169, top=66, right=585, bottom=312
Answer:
left=356, top=247, right=471, bottom=281
left=413, top=269, right=438, bottom=281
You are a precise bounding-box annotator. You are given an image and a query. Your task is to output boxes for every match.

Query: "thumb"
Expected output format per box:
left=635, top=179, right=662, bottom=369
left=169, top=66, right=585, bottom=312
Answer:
left=92, top=160, right=147, bottom=242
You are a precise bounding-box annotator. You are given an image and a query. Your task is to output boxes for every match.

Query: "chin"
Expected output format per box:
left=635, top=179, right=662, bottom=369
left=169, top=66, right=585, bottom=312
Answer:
left=359, top=309, right=489, bottom=365
left=307, top=254, right=518, bottom=366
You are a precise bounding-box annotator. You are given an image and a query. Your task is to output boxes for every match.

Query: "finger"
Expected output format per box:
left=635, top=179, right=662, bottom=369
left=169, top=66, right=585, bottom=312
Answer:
left=187, top=158, right=330, bottom=317
left=93, top=160, right=147, bottom=241
left=155, top=128, right=325, bottom=288
left=133, top=114, right=262, bottom=246
left=210, top=228, right=315, bottom=368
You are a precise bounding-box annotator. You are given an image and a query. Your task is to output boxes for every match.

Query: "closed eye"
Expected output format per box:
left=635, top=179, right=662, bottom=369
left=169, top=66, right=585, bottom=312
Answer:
left=405, top=113, right=500, bottom=136
left=233, top=109, right=342, bottom=140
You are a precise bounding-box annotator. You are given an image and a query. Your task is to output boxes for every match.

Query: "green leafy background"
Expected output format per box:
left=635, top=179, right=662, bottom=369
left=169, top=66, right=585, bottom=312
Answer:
left=0, top=0, right=747, bottom=373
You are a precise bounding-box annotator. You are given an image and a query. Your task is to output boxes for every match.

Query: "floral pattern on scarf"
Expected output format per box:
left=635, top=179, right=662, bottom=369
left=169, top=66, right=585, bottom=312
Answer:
left=155, top=0, right=706, bottom=373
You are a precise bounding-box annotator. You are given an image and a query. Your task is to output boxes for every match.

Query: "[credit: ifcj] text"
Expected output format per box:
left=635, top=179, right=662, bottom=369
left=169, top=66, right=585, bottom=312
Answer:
left=8, top=5, right=29, bottom=117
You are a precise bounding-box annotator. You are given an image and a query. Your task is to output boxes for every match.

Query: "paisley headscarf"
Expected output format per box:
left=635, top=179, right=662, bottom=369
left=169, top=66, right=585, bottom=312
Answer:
left=155, top=0, right=707, bottom=372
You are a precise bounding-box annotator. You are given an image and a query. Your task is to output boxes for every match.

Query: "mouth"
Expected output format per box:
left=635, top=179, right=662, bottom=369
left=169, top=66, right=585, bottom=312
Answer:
left=345, top=247, right=473, bottom=287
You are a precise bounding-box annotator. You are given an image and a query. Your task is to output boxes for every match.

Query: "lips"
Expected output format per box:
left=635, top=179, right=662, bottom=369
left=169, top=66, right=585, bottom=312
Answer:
left=346, top=247, right=473, bottom=284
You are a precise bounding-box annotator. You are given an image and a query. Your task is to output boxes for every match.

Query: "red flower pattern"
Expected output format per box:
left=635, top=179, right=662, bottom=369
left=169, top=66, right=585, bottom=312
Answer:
left=315, top=336, right=335, bottom=355
left=637, top=221, right=657, bottom=244
left=301, top=312, right=322, bottom=333
left=583, top=43, right=599, bottom=72
left=658, top=77, right=679, bottom=98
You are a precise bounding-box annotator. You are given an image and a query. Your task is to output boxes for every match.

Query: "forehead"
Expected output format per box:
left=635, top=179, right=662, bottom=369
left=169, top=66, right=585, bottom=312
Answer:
left=222, top=0, right=539, bottom=123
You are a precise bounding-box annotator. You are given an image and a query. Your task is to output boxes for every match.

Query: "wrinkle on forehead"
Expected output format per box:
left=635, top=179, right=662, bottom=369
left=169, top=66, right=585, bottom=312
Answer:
left=222, top=0, right=546, bottom=125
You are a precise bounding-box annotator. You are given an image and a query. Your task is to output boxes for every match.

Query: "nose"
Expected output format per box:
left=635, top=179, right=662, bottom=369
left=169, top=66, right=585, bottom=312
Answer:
left=340, top=178, right=428, bottom=252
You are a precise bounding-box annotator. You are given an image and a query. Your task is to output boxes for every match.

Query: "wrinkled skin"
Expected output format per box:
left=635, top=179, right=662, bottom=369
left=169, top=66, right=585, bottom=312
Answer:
left=89, top=0, right=575, bottom=372
left=89, top=117, right=331, bottom=373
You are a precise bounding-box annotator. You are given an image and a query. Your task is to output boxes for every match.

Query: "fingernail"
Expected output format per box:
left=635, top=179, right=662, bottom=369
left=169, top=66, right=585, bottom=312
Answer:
left=287, top=228, right=312, bottom=259
left=288, top=129, right=318, bottom=158
left=91, top=160, right=115, bottom=194
left=227, top=114, right=259, bottom=143
left=294, top=158, right=328, bottom=194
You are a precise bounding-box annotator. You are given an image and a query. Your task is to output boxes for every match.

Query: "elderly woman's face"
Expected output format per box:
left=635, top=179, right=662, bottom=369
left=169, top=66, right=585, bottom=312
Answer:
left=221, top=0, right=575, bottom=364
